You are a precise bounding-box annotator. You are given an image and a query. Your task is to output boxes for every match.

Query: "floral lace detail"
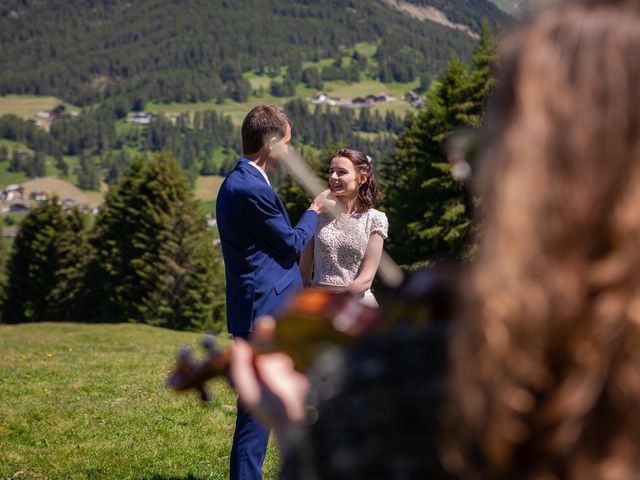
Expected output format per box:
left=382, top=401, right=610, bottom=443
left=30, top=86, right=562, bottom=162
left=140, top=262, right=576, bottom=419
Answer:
left=312, top=208, right=388, bottom=287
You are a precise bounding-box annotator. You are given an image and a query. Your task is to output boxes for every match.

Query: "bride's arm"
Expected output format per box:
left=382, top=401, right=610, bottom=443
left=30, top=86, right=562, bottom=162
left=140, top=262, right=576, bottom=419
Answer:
left=299, top=237, right=314, bottom=287
left=346, top=233, right=384, bottom=295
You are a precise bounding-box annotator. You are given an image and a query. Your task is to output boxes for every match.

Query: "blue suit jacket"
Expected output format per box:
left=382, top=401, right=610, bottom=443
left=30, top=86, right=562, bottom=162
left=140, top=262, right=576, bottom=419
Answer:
left=216, top=158, right=319, bottom=335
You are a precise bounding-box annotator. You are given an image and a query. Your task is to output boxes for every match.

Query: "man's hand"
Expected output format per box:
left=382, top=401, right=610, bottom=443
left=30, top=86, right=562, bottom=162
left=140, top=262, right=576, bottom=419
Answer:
left=309, top=189, right=337, bottom=214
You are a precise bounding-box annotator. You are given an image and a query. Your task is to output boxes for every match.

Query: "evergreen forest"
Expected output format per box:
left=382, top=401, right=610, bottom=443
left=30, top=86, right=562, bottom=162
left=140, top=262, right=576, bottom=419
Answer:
left=0, top=0, right=505, bottom=105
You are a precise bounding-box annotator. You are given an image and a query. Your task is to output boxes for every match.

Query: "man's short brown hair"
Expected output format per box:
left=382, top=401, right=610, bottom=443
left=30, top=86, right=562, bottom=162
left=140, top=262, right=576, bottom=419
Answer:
left=241, top=105, right=292, bottom=155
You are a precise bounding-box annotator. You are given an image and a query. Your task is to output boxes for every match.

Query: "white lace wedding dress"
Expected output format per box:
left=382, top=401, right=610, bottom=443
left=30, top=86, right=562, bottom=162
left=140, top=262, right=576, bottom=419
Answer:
left=311, top=208, right=388, bottom=307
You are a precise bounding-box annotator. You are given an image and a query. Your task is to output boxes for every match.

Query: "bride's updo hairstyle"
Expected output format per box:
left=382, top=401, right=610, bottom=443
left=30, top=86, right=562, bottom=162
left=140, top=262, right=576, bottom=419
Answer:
left=333, top=148, right=380, bottom=211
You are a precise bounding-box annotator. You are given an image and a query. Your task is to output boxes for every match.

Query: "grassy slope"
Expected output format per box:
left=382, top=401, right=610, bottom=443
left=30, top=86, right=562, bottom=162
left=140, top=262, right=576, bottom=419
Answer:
left=195, top=175, right=223, bottom=218
left=194, top=176, right=224, bottom=203
left=147, top=78, right=417, bottom=125
left=0, top=95, right=80, bottom=119
left=0, top=322, right=279, bottom=480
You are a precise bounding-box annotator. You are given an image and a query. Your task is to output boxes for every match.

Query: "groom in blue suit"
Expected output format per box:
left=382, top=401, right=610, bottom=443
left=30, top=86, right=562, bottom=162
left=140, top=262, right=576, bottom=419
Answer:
left=216, top=105, right=327, bottom=479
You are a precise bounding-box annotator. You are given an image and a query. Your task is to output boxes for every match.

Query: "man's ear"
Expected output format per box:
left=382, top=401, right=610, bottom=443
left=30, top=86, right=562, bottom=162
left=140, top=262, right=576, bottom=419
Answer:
left=271, top=137, right=288, bottom=157
left=264, top=136, right=277, bottom=154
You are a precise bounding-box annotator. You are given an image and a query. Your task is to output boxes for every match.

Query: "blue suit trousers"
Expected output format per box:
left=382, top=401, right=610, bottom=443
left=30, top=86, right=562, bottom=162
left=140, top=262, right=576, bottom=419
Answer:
left=230, top=333, right=270, bottom=480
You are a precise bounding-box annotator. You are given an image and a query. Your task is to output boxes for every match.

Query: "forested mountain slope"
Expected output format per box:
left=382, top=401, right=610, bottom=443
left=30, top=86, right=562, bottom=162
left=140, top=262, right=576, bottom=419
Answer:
left=0, top=0, right=507, bottom=105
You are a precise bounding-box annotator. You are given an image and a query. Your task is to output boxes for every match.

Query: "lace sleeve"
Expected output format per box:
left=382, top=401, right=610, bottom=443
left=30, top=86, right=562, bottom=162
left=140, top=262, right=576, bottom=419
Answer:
left=369, top=210, right=389, bottom=240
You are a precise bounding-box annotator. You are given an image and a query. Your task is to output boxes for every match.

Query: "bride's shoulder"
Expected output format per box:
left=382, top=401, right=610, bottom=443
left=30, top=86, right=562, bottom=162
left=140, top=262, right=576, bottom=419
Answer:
left=367, top=209, right=389, bottom=239
left=368, top=208, right=388, bottom=221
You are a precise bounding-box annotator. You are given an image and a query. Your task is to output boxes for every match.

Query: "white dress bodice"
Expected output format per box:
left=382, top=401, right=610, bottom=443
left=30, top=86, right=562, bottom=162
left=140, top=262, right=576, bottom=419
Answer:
left=312, top=208, right=388, bottom=306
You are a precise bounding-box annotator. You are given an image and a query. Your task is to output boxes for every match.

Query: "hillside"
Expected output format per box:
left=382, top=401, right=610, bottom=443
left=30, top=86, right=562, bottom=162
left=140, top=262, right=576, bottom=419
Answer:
left=0, top=0, right=508, bottom=106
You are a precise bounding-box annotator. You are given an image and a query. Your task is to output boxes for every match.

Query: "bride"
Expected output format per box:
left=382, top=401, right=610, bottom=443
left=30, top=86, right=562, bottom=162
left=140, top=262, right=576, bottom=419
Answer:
left=300, top=148, right=388, bottom=307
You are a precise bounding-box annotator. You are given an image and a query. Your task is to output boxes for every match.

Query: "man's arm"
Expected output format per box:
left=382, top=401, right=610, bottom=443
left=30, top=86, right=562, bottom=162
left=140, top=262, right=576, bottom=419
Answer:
left=242, top=185, right=319, bottom=259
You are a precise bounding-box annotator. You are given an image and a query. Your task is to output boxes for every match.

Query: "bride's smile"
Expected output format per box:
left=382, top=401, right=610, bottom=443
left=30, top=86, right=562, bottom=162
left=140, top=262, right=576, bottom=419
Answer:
left=329, top=155, right=364, bottom=198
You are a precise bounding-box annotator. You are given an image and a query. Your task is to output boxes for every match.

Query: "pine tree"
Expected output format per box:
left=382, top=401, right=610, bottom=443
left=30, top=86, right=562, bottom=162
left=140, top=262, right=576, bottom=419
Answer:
left=77, top=152, right=100, bottom=190
left=200, top=154, right=216, bottom=176
left=380, top=33, right=497, bottom=268
left=0, top=145, right=8, bottom=162
left=26, top=150, right=46, bottom=177
left=55, top=152, right=69, bottom=176
left=85, top=153, right=225, bottom=330
left=9, top=149, right=21, bottom=172
left=48, top=208, right=92, bottom=321
left=140, top=197, right=225, bottom=331
left=468, top=21, right=498, bottom=120
left=2, top=200, right=89, bottom=323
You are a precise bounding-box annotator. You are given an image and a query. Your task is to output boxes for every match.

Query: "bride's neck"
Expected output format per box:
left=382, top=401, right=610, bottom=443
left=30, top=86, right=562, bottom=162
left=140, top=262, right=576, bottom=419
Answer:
left=337, top=194, right=361, bottom=214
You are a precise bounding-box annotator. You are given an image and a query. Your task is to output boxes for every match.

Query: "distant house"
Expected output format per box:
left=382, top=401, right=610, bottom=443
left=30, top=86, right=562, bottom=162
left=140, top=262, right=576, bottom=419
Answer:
left=350, top=93, right=394, bottom=108
left=29, top=191, right=48, bottom=202
left=404, top=91, right=425, bottom=107
left=32, top=105, right=66, bottom=130
left=8, top=203, right=29, bottom=213
left=129, top=112, right=152, bottom=125
left=310, top=93, right=340, bottom=106
left=311, top=93, right=328, bottom=104
left=62, top=198, right=77, bottom=209
left=50, top=105, right=66, bottom=120
left=3, top=184, right=24, bottom=201
left=32, top=118, right=47, bottom=129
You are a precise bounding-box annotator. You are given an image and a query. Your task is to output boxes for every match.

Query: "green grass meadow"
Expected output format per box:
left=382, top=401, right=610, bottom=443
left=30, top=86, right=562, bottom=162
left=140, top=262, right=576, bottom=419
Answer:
left=0, top=96, right=79, bottom=119
left=0, top=323, right=279, bottom=480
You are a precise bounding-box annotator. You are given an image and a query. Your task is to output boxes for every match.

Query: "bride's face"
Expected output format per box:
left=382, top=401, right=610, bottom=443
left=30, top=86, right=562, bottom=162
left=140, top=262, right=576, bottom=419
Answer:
left=329, top=156, right=364, bottom=198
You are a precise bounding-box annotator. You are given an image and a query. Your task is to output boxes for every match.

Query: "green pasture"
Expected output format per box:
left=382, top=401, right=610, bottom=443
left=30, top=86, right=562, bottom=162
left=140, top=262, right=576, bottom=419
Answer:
left=0, top=140, right=61, bottom=185
left=0, top=323, right=279, bottom=480
left=352, top=41, right=378, bottom=58
left=194, top=176, right=224, bottom=203
left=0, top=159, right=28, bottom=186
left=146, top=78, right=417, bottom=124
left=244, top=72, right=280, bottom=90
left=147, top=94, right=291, bottom=126
left=0, top=95, right=79, bottom=120
left=317, top=79, right=420, bottom=100
left=300, top=41, right=379, bottom=73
